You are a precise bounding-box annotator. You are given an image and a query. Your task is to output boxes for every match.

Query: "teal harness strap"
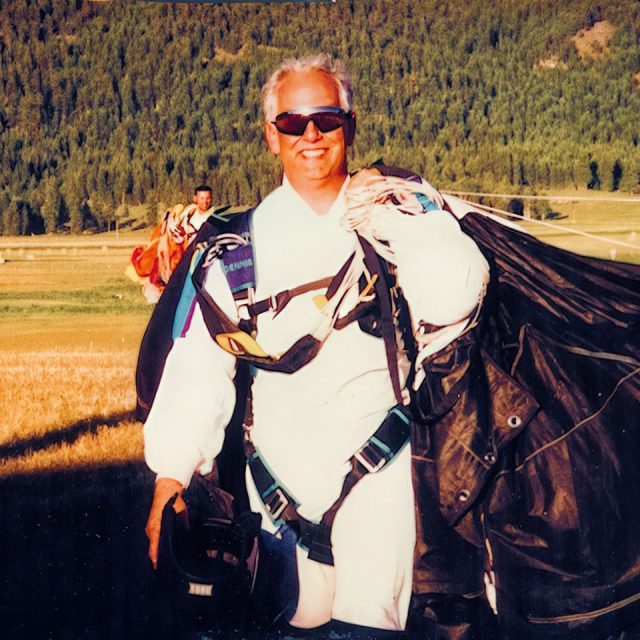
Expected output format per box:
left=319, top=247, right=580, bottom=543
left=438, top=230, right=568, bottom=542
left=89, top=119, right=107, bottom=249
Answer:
left=171, top=209, right=256, bottom=340
left=172, top=250, right=201, bottom=339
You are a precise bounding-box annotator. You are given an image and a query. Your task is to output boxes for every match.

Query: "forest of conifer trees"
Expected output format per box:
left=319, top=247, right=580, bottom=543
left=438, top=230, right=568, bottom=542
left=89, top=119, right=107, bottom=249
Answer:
left=1, top=0, right=639, bottom=234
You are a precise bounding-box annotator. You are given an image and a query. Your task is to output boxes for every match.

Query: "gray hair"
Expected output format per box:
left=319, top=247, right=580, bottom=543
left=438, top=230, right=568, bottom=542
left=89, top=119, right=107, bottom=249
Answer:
left=261, top=53, right=353, bottom=122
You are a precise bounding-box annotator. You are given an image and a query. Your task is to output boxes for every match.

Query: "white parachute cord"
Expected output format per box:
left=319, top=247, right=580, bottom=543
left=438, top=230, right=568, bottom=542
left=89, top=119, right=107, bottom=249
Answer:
left=452, top=198, right=640, bottom=251
left=345, top=176, right=640, bottom=253
left=443, top=190, right=640, bottom=204
left=343, top=175, right=445, bottom=264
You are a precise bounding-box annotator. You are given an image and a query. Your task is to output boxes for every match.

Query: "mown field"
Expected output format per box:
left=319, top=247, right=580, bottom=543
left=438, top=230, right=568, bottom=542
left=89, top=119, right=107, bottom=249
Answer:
left=0, top=235, right=151, bottom=476
left=517, top=191, right=640, bottom=264
left=0, top=196, right=638, bottom=639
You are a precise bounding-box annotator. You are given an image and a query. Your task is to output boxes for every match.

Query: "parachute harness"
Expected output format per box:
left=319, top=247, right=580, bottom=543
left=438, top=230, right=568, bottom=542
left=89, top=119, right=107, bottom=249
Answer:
left=183, top=181, right=439, bottom=564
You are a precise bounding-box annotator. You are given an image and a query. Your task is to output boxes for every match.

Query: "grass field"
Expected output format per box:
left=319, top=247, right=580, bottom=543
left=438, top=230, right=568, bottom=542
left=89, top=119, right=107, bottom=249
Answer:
left=1, top=194, right=638, bottom=477
left=0, top=238, right=152, bottom=476
left=518, top=191, right=640, bottom=263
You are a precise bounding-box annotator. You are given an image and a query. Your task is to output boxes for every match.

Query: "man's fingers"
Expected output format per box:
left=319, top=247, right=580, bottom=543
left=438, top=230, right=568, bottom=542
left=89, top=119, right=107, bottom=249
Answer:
left=145, top=501, right=163, bottom=569
left=174, top=494, right=187, bottom=514
left=145, top=477, right=185, bottom=570
left=148, top=524, right=159, bottom=570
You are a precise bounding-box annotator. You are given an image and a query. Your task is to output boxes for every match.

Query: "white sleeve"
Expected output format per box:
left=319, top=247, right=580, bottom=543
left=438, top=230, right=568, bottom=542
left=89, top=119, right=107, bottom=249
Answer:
left=390, top=210, right=489, bottom=373
left=143, top=276, right=238, bottom=488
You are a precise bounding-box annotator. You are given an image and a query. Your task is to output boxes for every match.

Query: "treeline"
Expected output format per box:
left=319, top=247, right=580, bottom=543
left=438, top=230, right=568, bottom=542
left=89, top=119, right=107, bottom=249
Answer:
left=1, top=0, right=639, bottom=234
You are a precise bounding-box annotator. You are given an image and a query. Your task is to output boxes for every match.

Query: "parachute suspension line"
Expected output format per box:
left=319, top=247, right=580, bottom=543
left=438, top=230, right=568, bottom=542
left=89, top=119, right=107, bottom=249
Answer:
left=443, top=190, right=640, bottom=204
left=458, top=199, right=640, bottom=251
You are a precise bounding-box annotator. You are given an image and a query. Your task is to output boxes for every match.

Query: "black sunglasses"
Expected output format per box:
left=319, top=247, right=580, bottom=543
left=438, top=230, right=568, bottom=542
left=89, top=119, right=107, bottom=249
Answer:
left=272, top=106, right=353, bottom=136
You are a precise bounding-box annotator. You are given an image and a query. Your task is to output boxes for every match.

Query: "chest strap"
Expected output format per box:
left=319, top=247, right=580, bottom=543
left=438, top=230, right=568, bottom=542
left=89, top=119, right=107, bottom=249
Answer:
left=244, top=277, right=334, bottom=319
left=194, top=246, right=363, bottom=372
left=245, top=405, right=411, bottom=565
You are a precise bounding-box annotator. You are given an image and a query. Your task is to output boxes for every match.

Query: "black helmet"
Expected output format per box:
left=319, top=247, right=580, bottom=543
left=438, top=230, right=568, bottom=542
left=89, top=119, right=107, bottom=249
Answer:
left=157, top=495, right=261, bottom=619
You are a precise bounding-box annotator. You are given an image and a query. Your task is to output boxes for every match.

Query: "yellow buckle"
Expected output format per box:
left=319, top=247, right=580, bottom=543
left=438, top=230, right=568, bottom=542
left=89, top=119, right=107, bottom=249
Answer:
left=358, top=274, right=378, bottom=301
left=312, top=294, right=328, bottom=310
left=215, top=331, right=270, bottom=358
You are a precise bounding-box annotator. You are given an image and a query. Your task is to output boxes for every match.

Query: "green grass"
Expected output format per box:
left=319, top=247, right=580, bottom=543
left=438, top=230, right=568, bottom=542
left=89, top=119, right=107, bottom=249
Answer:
left=0, top=280, right=149, bottom=316
left=0, top=190, right=638, bottom=326
left=0, top=244, right=151, bottom=318
left=472, top=188, right=640, bottom=263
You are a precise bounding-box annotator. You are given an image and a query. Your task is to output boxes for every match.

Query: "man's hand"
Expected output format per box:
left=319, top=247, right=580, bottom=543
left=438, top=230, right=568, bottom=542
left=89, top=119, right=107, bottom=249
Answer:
left=145, top=477, right=187, bottom=569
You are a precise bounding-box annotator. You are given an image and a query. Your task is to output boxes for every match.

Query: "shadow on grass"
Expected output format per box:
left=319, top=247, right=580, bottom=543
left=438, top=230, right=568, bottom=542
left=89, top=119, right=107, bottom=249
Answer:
left=0, top=460, right=358, bottom=640
left=0, top=460, right=151, bottom=640
left=0, top=460, right=262, bottom=640
left=0, top=410, right=137, bottom=459
left=0, top=411, right=393, bottom=640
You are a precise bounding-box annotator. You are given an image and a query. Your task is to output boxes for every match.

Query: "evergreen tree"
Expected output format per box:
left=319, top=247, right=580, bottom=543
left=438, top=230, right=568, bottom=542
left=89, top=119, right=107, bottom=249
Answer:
left=41, top=178, right=62, bottom=233
left=4, top=198, right=26, bottom=236
left=1, top=0, right=640, bottom=235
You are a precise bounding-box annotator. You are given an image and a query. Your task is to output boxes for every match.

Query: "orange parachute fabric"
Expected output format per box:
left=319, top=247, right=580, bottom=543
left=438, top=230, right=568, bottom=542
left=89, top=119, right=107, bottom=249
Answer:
left=126, top=203, right=210, bottom=303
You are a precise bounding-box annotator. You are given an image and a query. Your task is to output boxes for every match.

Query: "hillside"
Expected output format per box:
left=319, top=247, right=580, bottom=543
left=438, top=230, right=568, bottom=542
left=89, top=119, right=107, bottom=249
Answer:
left=1, top=0, right=639, bottom=234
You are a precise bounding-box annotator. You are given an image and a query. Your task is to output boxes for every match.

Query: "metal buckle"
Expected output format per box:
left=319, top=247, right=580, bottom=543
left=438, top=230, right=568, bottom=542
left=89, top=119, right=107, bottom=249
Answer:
left=264, top=487, right=288, bottom=520
left=354, top=441, right=387, bottom=473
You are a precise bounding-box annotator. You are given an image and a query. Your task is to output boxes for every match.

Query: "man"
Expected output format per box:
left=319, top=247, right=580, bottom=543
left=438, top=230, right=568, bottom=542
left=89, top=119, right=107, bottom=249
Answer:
left=142, top=55, right=489, bottom=635
left=190, top=184, right=213, bottom=224
left=128, top=184, right=218, bottom=303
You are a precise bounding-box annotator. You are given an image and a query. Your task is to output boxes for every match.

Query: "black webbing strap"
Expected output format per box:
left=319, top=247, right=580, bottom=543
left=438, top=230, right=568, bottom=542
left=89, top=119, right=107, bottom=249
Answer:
left=192, top=248, right=356, bottom=373
left=334, top=298, right=377, bottom=330
left=246, top=277, right=334, bottom=319
left=357, top=236, right=405, bottom=405
left=245, top=405, right=411, bottom=565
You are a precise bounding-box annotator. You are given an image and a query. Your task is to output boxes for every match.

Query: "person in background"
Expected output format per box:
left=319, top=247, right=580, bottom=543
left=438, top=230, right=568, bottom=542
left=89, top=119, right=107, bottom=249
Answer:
left=127, top=185, right=219, bottom=303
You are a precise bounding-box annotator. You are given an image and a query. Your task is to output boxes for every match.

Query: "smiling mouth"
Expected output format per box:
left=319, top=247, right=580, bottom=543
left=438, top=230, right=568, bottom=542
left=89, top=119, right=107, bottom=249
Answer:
left=299, top=149, right=327, bottom=159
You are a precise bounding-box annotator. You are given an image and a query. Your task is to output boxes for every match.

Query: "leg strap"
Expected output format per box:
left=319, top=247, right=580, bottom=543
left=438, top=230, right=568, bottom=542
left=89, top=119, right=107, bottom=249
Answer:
left=246, top=405, right=411, bottom=566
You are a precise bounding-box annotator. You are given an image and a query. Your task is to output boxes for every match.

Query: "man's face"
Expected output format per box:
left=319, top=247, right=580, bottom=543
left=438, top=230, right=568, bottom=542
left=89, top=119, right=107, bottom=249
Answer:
left=264, top=70, right=349, bottom=187
left=193, top=190, right=212, bottom=213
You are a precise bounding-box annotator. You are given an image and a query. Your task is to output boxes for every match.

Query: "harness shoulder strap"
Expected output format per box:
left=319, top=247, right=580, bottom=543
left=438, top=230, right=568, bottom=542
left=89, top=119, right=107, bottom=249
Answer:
left=357, top=234, right=415, bottom=405
left=135, top=207, right=255, bottom=421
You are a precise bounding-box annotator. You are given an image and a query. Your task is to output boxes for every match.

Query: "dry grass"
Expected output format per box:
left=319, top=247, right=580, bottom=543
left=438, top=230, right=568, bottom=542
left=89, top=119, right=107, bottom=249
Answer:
left=0, top=240, right=151, bottom=476
left=0, top=349, right=136, bottom=442
left=0, top=313, right=149, bottom=351
left=0, top=421, right=143, bottom=476
left=518, top=191, right=640, bottom=262
left=0, top=348, right=144, bottom=475
left=571, top=19, right=616, bottom=60
left=1, top=202, right=638, bottom=478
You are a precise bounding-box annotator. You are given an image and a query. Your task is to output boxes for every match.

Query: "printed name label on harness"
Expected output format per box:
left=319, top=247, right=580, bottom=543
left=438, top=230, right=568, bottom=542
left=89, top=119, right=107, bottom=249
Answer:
left=222, top=244, right=255, bottom=292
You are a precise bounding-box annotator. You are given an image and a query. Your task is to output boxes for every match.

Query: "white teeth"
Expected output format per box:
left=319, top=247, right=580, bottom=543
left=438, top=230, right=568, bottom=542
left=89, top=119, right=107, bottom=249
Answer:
left=301, top=149, right=325, bottom=158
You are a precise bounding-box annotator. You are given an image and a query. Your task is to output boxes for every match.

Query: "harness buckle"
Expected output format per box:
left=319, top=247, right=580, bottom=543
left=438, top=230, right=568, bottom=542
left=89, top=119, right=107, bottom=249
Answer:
left=354, top=440, right=388, bottom=473
left=264, top=487, right=289, bottom=520
left=307, top=523, right=334, bottom=565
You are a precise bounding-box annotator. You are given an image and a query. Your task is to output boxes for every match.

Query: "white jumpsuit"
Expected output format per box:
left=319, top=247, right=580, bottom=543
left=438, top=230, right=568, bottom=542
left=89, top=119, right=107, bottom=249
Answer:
left=144, top=176, right=489, bottom=630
